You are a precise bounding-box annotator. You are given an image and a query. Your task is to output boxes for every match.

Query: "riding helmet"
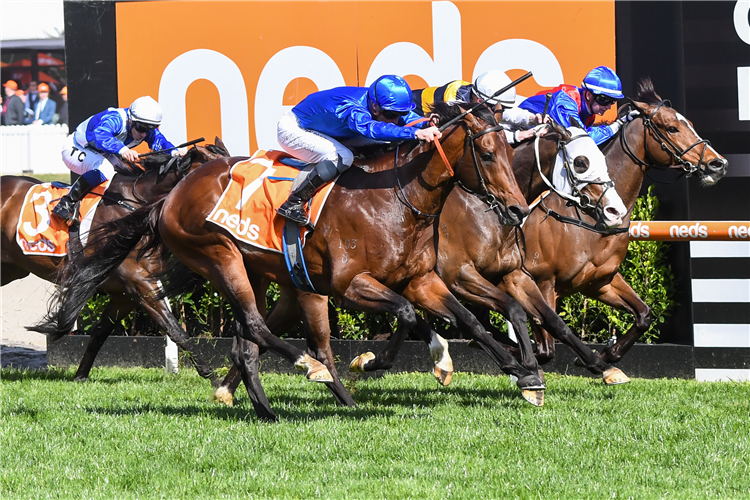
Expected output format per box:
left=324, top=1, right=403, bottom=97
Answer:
left=367, top=75, right=416, bottom=113
left=129, top=96, right=163, bottom=126
left=581, top=66, right=624, bottom=99
left=473, top=70, right=516, bottom=107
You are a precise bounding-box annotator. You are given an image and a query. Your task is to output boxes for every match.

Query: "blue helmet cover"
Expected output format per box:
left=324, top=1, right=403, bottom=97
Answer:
left=367, top=75, right=416, bottom=113
left=582, top=66, right=624, bottom=99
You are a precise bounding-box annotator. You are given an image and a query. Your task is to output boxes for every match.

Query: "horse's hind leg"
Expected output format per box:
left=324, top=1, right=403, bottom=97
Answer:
left=74, top=294, right=135, bottom=382
left=229, top=335, right=276, bottom=422
left=589, top=273, right=652, bottom=364
left=403, top=271, right=545, bottom=406
left=501, top=270, right=630, bottom=385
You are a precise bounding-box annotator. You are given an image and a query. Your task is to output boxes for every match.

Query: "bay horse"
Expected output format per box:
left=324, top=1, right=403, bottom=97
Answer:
left=41, top=103, right=548, bottom=420
left=515, top=78, right=727, bottom=364
left=5, top=140, right=228, bottom=383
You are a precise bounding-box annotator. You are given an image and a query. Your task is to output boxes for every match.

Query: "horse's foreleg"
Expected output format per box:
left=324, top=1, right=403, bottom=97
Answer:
left=403, top=271, right=544, bottom=406
left=501, top=271, right=629, bottom=385
left=342, top=273, right=418, bottom=373
left=296, top=291, right=356, bottom=407
left=589, top=273, right=652, bottom=364
left=528, top=280, right=557, bottom=364
left=446, top=266, right=539, bottom=374
left=74, top=294, right=134, bottom=382
left=229, top=335, right=276, bottom=422
left=211, top=321, right=247, bottom=407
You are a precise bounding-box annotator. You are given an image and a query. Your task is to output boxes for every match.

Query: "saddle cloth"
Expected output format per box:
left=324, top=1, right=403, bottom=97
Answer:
left=16, top=180, right=111, bottom=257
left=206, top=150, right=335, bottom=253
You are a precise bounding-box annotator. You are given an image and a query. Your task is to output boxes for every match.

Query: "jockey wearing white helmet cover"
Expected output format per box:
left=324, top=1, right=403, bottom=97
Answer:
left=276, top=75, right=441, bottom=227
left=53, top=96, right=179, bottom=222
left=517, top=66, right=636, bottom=145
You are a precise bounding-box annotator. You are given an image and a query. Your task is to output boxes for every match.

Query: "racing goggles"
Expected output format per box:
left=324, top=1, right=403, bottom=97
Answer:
left=593, top=94, right=618, bottom=107
left=381, top=109, right=409, bottom=120
left=133, top=121, right=158, bottom=133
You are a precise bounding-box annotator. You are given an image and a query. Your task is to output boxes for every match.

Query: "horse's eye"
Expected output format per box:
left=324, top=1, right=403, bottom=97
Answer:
left=667, top=126, right=679, bottom=133
left=481, top=152, right=494, bottom=163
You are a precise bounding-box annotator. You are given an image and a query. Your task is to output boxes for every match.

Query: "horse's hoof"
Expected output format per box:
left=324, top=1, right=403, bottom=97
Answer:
left=429, top=334, right=453, bottom=386
left=516, top=374, right=546, bottom=391
left=603, top=367, right=630, bottom=385
left=211, top=386, right=234, bottom=407
left=521, top=390, right=545, bottom=407
left=295, top=353, right=334, bottom=383
left=349, top=352, right=375, bottom=373
left=433, top=365, right=453, bottom=386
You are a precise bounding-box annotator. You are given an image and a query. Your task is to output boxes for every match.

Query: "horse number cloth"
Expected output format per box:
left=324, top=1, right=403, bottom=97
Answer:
left=16, top=181, right=110, bottom=256
left=206, top=150, right=335, bottom=253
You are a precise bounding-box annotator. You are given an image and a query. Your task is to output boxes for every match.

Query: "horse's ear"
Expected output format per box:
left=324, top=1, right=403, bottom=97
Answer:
left=551, top=121, right=570, bottom=139
left=214, top=136, right=230, bottom=156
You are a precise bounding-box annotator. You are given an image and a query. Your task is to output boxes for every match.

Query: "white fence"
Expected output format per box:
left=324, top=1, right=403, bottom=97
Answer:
left=1, top=124, right=70, bottom=175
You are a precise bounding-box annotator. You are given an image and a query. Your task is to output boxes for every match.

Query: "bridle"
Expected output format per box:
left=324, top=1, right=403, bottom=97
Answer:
left=394, top=111, right=514, bottom=223
left=534, top=126, right=627, bottom=235
left=620, top=98, right=711, bottom=178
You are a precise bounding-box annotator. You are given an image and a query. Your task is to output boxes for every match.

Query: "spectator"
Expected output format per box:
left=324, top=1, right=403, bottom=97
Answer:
left=24, top=81, right=39, bottom=122
left=58, top=86, right=68, bottom=126
left=31, top=83, right=56, bottom=125
left=2, top=80, right=26, bottom=125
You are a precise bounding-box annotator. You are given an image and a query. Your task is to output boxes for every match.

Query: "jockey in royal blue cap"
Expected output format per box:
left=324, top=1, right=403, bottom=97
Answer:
left=515, top=66, right=633, bottom=145
left=276, top=74, right=441, bottom=227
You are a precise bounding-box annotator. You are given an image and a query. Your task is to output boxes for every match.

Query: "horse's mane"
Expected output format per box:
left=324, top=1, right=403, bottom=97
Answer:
left=633, top=77, right=663, bottom=106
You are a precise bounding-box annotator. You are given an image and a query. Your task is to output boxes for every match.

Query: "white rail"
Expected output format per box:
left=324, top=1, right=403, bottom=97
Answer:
left=1, top=124, right=70, bottom=176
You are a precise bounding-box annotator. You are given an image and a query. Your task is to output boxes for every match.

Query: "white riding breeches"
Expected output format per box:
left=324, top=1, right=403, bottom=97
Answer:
left=60, top=134, right=118, bottom=180
left=277, top=110, right=354, bottom=167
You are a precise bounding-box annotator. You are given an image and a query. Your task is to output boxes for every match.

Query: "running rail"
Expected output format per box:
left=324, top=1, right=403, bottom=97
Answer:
left=629, top=221, right=750, bottom=241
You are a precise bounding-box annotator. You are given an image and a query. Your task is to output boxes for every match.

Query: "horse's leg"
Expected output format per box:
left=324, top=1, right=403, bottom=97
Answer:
left=73, top=294, right=135, bottom=382
left=589, top=273, right=652, bottom=364
left=529, top=280, right=557, bottom=364
left=445, top=266, right=539, bottom=375
left=501, top=270, right=630, bottom=385
left=228, top=335, right=276, bottom=421
left=296, top=291, right=356, bottom=407
left=466, top=304, right=518, bottom=347
left=1, top=263, right=30, bottom=286
left=211, top=321, right=249, bottom=406
left=402, top=271, right=545, bottom=406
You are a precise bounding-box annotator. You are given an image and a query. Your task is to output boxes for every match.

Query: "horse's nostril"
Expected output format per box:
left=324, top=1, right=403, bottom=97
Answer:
left=605, top=206, right=622, bottom=219
left=708, top=158, right=727, bottom=172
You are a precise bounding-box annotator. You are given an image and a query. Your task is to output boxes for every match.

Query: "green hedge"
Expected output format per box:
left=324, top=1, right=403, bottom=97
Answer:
left=79, top=186, right=675, bottom=344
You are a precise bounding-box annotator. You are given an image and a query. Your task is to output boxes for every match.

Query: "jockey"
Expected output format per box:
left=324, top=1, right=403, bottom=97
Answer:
left=52, top=96, right=178, bottom=222
left=276, top=75, right=441, bottom=227
left=516, top=66, right=632, bottom=145
left=412, top=71, right=542, bottom=145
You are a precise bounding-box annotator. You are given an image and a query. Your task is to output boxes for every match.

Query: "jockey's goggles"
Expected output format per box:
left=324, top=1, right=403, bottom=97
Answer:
left=381, top=109, right=409, bottom=120
left=133, top=121, right=158, bottom=133
left=593, top=93, right=617, bottom=106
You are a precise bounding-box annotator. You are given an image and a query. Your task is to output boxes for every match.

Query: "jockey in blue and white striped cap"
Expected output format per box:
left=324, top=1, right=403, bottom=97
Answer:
left=517, top=66, right=636, bottom=145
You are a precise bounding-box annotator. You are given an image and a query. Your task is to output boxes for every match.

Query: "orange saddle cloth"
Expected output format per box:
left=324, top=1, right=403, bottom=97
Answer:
left=206, top=150, right=335, bottom=253
left=16, top=181, right=110, bottom=257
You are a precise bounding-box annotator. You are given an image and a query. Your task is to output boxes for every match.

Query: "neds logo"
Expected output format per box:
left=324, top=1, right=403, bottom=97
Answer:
left=670, top=223, right=708, bottom=239
left=729, top=224, right=750, bottom=239
left=629, top=222, right=650, bottom=238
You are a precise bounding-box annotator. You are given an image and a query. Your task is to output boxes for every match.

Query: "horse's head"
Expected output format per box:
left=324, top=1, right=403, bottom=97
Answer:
left=432, top=102, right=529, bottom=226
left=560, top=127, right=627, bottom=230
left=626, top=78, right=728, bottom=187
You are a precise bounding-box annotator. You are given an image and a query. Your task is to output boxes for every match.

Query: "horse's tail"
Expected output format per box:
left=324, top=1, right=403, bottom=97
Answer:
left=30, top=199, right=167, bottom=340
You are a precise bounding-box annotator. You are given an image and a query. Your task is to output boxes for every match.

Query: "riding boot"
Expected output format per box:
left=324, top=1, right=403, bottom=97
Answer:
left=276, top=163, right=331, bottom=227
left=51, top=175, right=94, bottom=223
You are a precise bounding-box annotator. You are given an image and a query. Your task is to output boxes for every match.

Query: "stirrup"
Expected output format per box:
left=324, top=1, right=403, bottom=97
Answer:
left=277, top=203, right=313, bottom=228
left=52, top=200, right=78, bottom=224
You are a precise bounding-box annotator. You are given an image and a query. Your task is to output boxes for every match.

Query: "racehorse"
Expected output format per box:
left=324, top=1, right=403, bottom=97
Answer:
left=515, top=78, right=728, bottom=364
left=40, top=103, right=549, bottom=420
left=6, top=140, right=229, bottom=383
left=209, top=122, right=632, bottom=407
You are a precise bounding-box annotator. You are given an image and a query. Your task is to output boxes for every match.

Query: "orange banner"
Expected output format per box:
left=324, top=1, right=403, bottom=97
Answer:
left=629, top=221, right=750, bottom=241
left=115, top=1, right=615, bottom=156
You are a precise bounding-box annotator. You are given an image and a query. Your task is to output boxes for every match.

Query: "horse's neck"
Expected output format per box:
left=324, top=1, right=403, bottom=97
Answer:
left=111, top=169, right=181, bottom=202
left=605, top=122, right=649, bottom=213
left=513, top=137, right=559, bottom=203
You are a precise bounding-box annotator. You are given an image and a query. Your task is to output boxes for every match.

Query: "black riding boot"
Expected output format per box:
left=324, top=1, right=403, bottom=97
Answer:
left=276, top=167, right=328, bottom=227
left=51, top=175, right=94, bottom=223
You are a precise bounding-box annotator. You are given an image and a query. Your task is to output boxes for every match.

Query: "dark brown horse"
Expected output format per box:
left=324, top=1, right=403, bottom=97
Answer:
left=42, top=103, right=547, bottom=420
left=513, top=78, right=727, bottom=364
left=7, top=140, right=228, bottom=383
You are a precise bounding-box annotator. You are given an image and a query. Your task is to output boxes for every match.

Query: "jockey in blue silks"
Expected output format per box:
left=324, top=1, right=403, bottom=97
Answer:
left=53, top=96, right=179, bottom=222
left=276, top=75, right=442, bottom=227
left=516, top=66, right=635, bottom=146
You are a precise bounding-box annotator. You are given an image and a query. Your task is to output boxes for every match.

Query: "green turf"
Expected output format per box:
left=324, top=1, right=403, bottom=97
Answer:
left=1, top=369, right=748, bottom=499
left=30, top=173, right=72, bottom=183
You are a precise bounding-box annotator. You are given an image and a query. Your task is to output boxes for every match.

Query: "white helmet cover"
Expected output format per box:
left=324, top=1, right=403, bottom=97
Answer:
left=473, top=71, right=516, bottom=107
left=129, top=96, right=163, bottom=126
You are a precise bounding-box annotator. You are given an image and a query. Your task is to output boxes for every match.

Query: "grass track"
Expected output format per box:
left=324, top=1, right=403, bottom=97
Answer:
left=2, top=368, right=748, bottom=499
